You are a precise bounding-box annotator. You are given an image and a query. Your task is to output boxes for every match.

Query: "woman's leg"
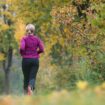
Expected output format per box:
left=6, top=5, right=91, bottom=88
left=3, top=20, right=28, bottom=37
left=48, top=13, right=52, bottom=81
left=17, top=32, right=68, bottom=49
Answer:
left=22, top=58, right=30, bottom=93
left=29, top=58, right=39, bottom=90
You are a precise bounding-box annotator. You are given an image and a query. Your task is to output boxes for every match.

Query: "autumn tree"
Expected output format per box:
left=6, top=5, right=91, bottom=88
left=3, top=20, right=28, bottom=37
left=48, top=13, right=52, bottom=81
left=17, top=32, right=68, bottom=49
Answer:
left=0, top=0, right=21, bottom=93
left=50, top=0, right=105, bottom=88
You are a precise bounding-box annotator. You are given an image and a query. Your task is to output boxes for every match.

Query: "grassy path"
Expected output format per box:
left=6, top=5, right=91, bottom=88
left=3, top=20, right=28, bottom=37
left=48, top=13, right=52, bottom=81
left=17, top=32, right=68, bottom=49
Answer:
left=0, top=89, right=105, bottom=105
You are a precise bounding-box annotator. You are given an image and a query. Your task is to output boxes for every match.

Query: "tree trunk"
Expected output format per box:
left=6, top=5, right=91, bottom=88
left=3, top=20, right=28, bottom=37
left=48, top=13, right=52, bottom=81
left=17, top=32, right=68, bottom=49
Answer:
left=3, top=47, right=13, bottom=94
left=4, top=70, right=10, bottom=94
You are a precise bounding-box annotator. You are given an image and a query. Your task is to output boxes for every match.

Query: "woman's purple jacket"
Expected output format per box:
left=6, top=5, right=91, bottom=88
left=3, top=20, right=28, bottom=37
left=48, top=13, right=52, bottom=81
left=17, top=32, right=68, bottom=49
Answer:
left=20, top=35, right=44, bottom=58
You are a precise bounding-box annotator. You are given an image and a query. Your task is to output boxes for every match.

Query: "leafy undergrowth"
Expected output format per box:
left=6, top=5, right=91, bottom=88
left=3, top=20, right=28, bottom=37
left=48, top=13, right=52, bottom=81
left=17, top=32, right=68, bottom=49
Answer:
left=1, top=81, right=105, bottom=105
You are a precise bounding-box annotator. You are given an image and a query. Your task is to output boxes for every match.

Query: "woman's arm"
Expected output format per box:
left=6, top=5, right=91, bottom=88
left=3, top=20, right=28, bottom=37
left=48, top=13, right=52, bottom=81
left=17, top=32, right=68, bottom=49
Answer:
left=20, top=38, right=25, bottom=50
left=37, top=38, right=44, bottom=54
left=19, top=38, right=25, bottom=55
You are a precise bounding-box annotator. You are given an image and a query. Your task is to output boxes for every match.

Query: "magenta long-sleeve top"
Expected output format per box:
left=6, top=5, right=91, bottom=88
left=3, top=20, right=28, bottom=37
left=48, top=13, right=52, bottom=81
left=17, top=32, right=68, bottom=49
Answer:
left=20, top=35, right=44, bottom=58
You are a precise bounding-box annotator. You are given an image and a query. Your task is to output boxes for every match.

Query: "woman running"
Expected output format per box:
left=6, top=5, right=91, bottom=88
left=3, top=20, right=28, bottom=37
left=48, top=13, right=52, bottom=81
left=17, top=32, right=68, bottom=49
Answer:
left=19, top=24, right=44, bottom=95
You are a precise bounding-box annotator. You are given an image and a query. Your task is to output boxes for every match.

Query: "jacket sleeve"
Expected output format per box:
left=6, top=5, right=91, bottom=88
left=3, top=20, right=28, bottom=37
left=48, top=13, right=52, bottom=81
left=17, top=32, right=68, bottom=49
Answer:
left=37, top=38, right=44, bottom=54
left=19, top=38, right=25, bottom=55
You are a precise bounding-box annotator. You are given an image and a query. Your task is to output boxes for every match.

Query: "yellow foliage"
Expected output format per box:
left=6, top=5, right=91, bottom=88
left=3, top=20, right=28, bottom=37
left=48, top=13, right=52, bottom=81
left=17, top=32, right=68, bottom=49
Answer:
left=101, top=82, right=105, bottom=89
left=64, top=28, right=69, bottom=33
left=0, top=53, right=5, bottom=61
left=59, top=37, right=65, bottom=46
left=6, top=0, right=12, bottom=3
left=1, top=24, right=9, bottom=31
left=44, top=35, right=58, bottom=55
left=101, top=40, right=105, bottom=51
left=6, top=0, right=17, bottom=4
left=14, top=19, right=25, bottom=44
left=76, top=81, right=88, bottom=90
left=51, top=5, right=77, bottom=25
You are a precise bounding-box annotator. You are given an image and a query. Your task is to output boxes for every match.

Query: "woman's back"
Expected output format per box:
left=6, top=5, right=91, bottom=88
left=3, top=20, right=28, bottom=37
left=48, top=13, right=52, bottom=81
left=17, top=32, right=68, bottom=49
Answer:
left=20, top=35, right=44, bottom=58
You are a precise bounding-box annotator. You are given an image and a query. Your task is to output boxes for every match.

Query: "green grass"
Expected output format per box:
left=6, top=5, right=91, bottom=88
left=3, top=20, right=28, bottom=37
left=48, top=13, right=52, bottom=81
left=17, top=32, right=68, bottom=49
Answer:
left=0, top=89, right=105, bottom=105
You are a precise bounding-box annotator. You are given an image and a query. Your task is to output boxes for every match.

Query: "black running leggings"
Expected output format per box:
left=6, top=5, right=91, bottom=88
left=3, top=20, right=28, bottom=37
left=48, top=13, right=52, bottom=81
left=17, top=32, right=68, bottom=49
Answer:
left=22, top=58, right=39, bottom=91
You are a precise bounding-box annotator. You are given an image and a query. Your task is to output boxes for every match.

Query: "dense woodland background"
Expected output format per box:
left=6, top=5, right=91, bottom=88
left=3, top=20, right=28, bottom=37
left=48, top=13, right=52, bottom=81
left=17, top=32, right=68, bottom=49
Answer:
left=0, top=0, right=105, bottom=98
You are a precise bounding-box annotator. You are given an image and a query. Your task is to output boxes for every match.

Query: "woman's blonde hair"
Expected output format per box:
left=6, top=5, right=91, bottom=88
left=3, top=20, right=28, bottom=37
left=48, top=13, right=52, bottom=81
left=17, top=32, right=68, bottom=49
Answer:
left=26, top=24, right=35, bottom=32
